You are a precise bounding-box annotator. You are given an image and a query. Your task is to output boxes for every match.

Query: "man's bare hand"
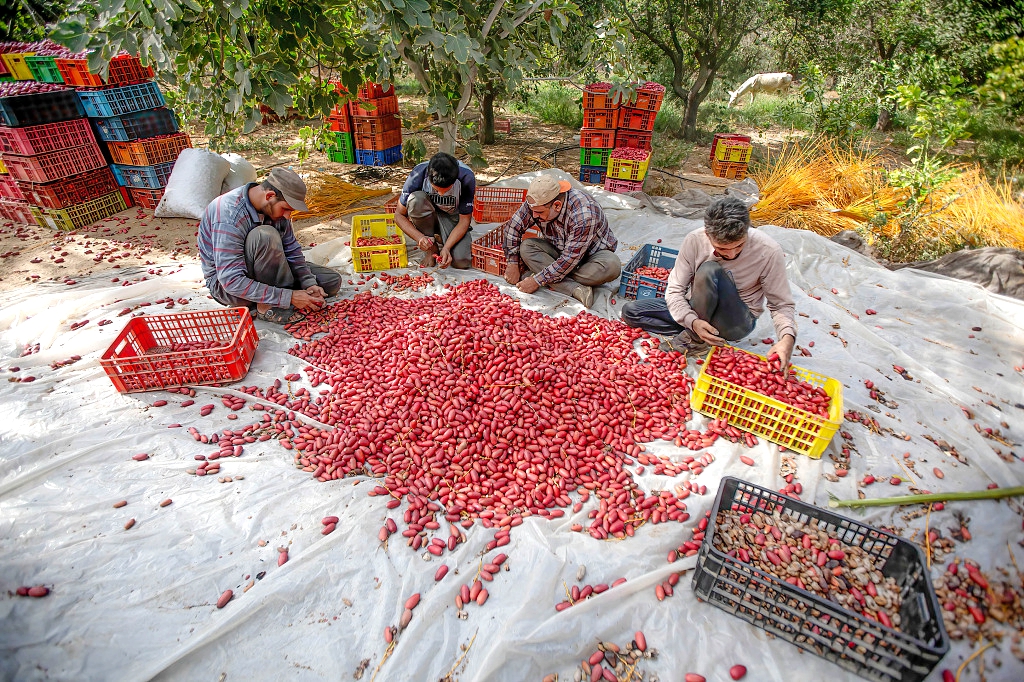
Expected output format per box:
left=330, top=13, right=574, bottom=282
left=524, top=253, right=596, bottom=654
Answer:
left=438, top=247, right=452, bottom=269
left=291, top=289, right=324, bottom=310
left=305, top=285, right=327, bottom=299
left=692, top=319, right=724, bottom=346
left=504, top=263, right=521, bottom=286
left=416, top=236, right=435, bottom=253
left=517, top=276, right=540, bottom=294
left=769, top=334, right=796, bottom=377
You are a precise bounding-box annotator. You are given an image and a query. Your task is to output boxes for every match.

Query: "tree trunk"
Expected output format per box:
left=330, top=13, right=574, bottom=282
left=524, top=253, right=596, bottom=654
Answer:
left=683, top=64, right=715, bottom=141
left=875, top=106, right=894, bottom=132
left=480, top=89, right=495, bottom=145
left=438, top=118, right=458, bottom=155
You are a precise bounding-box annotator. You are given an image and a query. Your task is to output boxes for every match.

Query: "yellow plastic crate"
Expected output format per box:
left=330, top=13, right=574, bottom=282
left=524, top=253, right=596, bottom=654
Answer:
left=606, top=152, right=650, bottom=182
left=351, top=213, right=408, bottom=272
left=2, top=53, right=37, bottom=80
left=0, top=156, right=6, bottom=174
left=29, top=190, right=127, bottom=231
left=713, top=139, right=752, bottom=163
left=691, top=345, right=843, bottom=458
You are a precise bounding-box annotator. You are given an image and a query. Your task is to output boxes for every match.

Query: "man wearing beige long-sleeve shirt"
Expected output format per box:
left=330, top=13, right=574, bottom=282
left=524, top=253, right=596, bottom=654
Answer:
left=621, top=196, right=797, bottom=369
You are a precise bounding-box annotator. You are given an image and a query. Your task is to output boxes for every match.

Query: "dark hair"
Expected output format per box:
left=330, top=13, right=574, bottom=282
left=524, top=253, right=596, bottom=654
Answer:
left=427, top=153, right=459, bottom=188
left=260, top=180, right=282, bottom=199
left=704, top=196, right=751, bottom=243
left=547, top=191, right=567, bottom=207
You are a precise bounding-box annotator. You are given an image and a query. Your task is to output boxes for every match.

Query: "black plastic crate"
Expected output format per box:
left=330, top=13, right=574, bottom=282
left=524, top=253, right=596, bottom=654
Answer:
left=92, top=108, right=179, bottom=142
left=0, top=88, right=84, bottom=127
left=693, top=477, right=949, bottom=682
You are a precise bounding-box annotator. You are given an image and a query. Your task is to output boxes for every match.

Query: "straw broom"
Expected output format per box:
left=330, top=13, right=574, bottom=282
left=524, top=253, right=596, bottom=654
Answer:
left=291, top=171, right=392, bottom=221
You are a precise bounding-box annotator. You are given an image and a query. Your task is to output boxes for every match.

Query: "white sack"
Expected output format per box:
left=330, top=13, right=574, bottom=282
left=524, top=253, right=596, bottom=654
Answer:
left=219, top=152, right=257, bottom=194
left=154, top=148, right=231, bottom=219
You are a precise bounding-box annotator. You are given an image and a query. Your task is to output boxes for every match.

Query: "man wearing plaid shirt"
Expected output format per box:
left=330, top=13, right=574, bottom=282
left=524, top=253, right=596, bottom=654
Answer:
left=501, top=174, right=621, bottom=307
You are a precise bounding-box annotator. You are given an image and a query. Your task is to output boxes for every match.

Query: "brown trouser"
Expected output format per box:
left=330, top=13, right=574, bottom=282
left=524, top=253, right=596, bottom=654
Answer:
left=519, top=237, right=621, bottom=297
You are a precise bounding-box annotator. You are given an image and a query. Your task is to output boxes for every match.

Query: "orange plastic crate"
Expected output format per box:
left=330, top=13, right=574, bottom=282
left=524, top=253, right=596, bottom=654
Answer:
left=100, top=307, right=259, bottom=393
left=354, top=127, right=402, bottom=151
left=358, top=82, right=394, bottom=99
left=350, top=95, right=399, bottom=117
left=328, top=113, right=352, bottom=132
left=582, top=107, right=619, bottom=130
left=615, top=130, right=653, bottom=151
left=55, top=53, right=154, bottom=88
left=579, top=128, right=616, bottom=148
left=628, top=87, right=665, bottom=112
left=106, top=133, right=191, bottom=166
left=352, top=115, right=401, bottom=136
left=16, top=166, right=119, bottom=210
left=583, top=85, right=622, bottom=110
left=711, top=157, right=748, bottom=180
left=472, top=186, right=527, bottom=224
left=129, top=187, right=164, bottom=210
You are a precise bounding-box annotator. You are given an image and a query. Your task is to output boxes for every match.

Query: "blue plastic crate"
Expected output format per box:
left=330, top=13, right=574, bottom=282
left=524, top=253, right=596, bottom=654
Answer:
left=355, top=145, right=402, bottom=166
left=579, top=164, right=606, bottom=184
left=78, top=82, right=166, bottom=118
left=617, top=243, right=679, bottom=300
left=110, top=161, right=175, bottom=189
left=0, top=89, right=83, bottom=127
left=92, top=108, right=179, bottom=142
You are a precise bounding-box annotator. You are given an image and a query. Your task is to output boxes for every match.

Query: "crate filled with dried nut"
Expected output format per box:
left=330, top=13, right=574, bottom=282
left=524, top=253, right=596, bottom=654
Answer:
left=695, top=477, right=948, bottom=682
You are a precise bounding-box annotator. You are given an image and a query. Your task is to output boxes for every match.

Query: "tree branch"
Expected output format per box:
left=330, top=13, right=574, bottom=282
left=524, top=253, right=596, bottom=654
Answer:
left=498, top=0, right=546, bottom=40
left=396, top=36, right=431, bottom=95
left=481, top=0, right=508, bottom=41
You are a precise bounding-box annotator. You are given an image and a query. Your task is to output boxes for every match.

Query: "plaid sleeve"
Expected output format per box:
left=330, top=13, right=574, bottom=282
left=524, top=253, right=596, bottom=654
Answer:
left=280, top=221, right=317, bottom=289
left=209, top=216, right=291, bottom=307
left=502, top=201, right=534, bottom=267
left=532, top=196, right=598, bottom=287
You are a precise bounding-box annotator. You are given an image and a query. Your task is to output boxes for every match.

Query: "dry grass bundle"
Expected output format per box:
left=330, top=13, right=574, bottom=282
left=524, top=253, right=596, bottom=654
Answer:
left=292, top=172, right=392, bottom=221
left=748, top=137, right=1024, bottom=259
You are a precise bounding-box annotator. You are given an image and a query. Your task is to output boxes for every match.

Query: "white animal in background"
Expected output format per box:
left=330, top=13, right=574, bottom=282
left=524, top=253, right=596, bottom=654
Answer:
left=727, top=72, right=794, bottom=107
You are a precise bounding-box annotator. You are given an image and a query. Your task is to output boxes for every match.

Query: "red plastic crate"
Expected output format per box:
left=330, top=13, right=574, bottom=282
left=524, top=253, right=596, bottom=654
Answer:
left=99, top=307, right=259, bottom=393
left=330, top=101, right=351, bottom=117
left=582, top=107, right=619, bottom=130
left=615, top=130, right=653, bottom=151
left=579, top=128, right=616, bottom=148
left=351, top=115, right=401, bottom=137
left=106, top=133, right=192, bottom=166
left=0, top=118, right=96, bottom=155
left=129, top=187, right=164, bottom=210
left=471, top=226, right=540, bottom=276
left=383, top=195, right=399, bottom=213
left=0, top=198, right=36, bottom=224
left=494, top=118, right=511, bottom=134
left=583, top=84, right=622, bottom=110
left=0, top=174, right=24, bottom=201
left=55, top=53, right=154, bottom=88
left=16, top=166, right=119, bottom=209
left=354, top=127, right=402, bottom=151
left=328, top=114, right=352, bottom=132
left=618, top=106, right=657, bottom=132
left=351, top=95, right=399, bottom=117
left=358, top=82, right=394, bottom=100
left=472, top=186, right=527, bottom=224
left=2, top=142, right=106, bottom=183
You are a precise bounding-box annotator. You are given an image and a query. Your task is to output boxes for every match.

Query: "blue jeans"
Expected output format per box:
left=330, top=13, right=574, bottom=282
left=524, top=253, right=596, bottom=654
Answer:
left=620, top=261, right=756, bottom=340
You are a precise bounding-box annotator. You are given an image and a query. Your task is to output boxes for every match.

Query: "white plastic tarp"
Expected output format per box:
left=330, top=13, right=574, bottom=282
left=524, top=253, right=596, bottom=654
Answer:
left=1, top=171, right=1023, bottom=682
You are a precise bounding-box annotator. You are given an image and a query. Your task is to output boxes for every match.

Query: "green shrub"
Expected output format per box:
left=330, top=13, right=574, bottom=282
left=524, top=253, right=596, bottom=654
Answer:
left=511, top=83, right=584, bottom=129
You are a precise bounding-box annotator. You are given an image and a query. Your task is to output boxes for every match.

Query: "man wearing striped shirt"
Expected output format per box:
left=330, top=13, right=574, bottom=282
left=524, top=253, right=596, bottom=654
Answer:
left=198, top=167, right=340, bottom=324
left=501, top=174, right=621, bottom=308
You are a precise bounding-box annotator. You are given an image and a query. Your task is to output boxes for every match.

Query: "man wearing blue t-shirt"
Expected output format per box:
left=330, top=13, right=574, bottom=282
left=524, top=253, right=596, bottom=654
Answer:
left=395, top=152, right=476, bottom=269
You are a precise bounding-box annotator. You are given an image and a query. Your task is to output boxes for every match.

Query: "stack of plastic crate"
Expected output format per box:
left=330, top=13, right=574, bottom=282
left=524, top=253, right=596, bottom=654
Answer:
left=24, top=40, right=74, bottom=84
left=0, top=80, right=127, bottom=230
left=57, top=51, right=183, bottom=208
left=0, top=42, right=38, bottom=82
left=325, top=81, right=354, bottom=164
left=709, top=133, right=752, bottom=180
left=352, top=82, right=402, bottom=166
left=578, top=82, right=619, bottom=185
left=604, top=81, right=664, bottom=194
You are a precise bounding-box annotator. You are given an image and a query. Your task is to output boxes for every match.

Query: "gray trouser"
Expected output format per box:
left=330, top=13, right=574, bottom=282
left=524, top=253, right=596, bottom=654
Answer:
left=405, top=190, right=472, bottom=268
left=209, top=225, right=342, bottom=308
left=519, top=237, right=622, bottom=297
left=619, top=260, right=756, bottom=340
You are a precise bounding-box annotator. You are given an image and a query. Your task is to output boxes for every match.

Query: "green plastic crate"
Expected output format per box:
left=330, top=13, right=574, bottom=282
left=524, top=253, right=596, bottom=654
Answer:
left=326, top=131, right=354, bottom=163
left=328, top=146, right=355, bottom=164
left=25, top=56, right=64, bottom=83
left=580, top=147, right=613, bottom=167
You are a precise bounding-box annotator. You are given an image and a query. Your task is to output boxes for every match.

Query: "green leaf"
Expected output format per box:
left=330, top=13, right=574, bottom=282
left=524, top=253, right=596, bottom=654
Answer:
left=445, top=33, right=472, bottom=63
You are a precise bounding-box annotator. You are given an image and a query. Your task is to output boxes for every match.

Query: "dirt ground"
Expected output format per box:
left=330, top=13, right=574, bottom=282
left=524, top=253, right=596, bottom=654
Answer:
left=0, top=96, right=762, bottom=295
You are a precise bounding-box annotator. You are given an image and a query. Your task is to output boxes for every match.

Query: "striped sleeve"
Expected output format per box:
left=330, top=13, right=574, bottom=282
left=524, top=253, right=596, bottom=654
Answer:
left=279, top=221, right=317, bottom=288
left=209, top=213, right=291, bottom=307
left=502, top=201, right=534, bottom=267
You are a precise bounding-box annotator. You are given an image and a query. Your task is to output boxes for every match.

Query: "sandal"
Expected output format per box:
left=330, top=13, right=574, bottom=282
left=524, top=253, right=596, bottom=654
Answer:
left=256, top=306, right=306, bottom=324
